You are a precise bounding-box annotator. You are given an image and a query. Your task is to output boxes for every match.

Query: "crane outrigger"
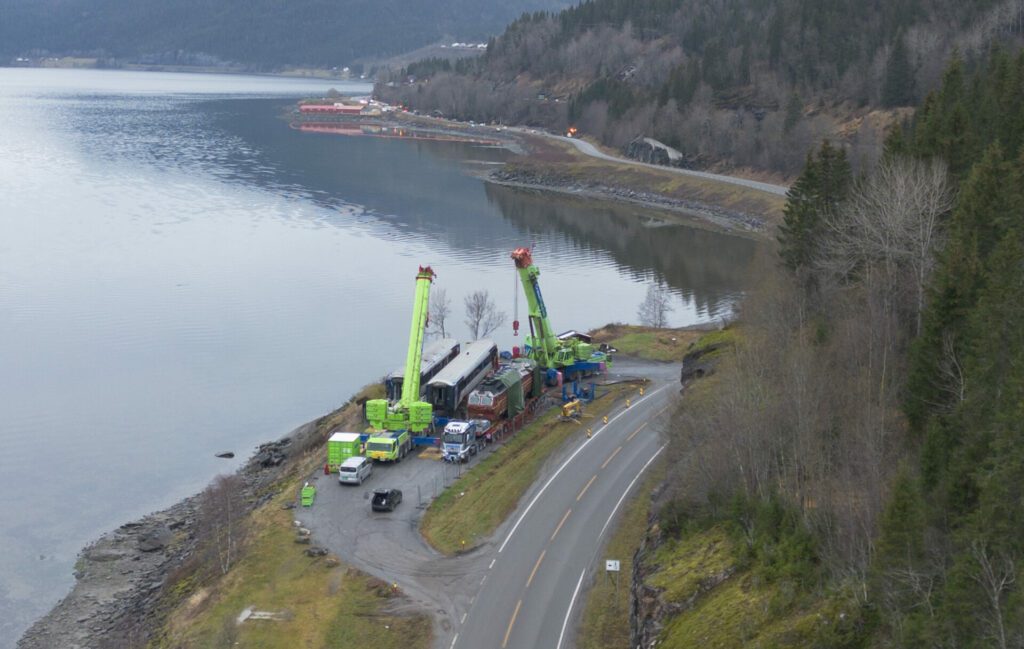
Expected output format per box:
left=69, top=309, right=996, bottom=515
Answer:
left=511, top=247, right=611, bottom=380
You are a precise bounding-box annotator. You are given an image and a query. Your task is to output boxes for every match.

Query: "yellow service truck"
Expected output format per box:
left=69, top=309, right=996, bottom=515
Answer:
left=365, top=430, right=411, bottom=462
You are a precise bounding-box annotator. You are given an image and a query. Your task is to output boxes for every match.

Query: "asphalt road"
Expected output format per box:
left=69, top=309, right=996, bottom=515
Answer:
left=556, top=135, right=790, bottom=197
left=298, top=358, right=678, bottom=649
left=454, top=375, right=674, bottom=649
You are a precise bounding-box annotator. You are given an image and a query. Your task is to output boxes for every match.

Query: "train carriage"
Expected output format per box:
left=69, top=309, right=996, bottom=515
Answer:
left=426, top=340, right=499, bottom=417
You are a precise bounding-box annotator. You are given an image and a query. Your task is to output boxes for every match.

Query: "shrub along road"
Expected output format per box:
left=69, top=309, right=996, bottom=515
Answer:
left=297, top=357, right=678, bottom=649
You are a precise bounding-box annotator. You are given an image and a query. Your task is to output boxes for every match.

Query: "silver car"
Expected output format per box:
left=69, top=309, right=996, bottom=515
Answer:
left=338, top=456, right=372, bottom=485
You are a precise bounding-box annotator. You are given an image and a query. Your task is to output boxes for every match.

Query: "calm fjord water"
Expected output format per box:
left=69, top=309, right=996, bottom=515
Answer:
left=0, top=68, right=756, bottom=642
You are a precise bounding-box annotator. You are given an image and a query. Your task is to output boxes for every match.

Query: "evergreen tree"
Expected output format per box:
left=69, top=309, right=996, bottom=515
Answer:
left=778, top=152, right=822, bottom=273
left=873, top=465, right=932, bottom=644
left=881, top=120, right=910, bottom=161
left=784, top=91, right=802, bottom=134
left=875, top=465, right=927, bottom=570
left=816, top=140, right=853, bottom=210
left=777, top=141, right=852, bottom=274
left=930, top=230, right=1024, bottom=647
left=966, top=231, right=1024, bottom=551
left=905, top=144, right=1021, bottom=433
left=882, top=34, right=915, bottom=107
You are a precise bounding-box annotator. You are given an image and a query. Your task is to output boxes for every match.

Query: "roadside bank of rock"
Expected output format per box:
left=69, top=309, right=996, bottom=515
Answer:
left=488, top=167, right=766, bottom=233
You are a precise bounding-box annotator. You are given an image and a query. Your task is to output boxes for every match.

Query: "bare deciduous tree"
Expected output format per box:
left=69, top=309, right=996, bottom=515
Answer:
left=637, top=284, right=674, bottom=328
left=197, top=474, right=248, bottom=577
left=464, top=290, right=506, bottom=340
left=821, top=156, right=954, bottom=334
left=970, top=542, right=1017, bottom=649
left=933, top=330, right=968, bottom=411
left=429, top=287, right=452, bottom=338
left=662, top=249, right=911, bottom=583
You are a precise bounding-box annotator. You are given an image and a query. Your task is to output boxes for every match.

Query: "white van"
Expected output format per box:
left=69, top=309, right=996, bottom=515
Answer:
left=338, top=456, right=372, bottom=485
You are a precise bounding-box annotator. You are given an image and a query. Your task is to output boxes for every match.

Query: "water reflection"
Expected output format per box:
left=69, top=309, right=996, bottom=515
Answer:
left=483, top=183, right=756, bottom=318
left=204, top=98, right=755, bottom=316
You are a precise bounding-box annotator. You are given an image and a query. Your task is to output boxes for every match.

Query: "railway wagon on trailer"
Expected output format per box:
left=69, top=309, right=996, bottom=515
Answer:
left=467, top=360, right=536, bottom=420
left=426, top=340, right=498, bottom=418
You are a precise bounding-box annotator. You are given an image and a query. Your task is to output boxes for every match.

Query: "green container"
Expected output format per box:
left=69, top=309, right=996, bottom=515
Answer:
left=327, top=432, right=362, bottom=470
left=301, top=484, right=316, bottom=507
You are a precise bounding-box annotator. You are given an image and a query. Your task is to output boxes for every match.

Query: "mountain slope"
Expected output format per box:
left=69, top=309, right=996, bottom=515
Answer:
left=378, top=0, right=1024, bottom=174
left=0, top=0, right=569, bottom=67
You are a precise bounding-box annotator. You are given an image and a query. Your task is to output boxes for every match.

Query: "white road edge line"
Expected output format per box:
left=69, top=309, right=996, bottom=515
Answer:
left=555, top=445, right=667, bottom=649
left=599, top=445, right=666, bottom=539
left=556, top=569, right=587, bottom=649
left=498, top=384, right=670, bottom=553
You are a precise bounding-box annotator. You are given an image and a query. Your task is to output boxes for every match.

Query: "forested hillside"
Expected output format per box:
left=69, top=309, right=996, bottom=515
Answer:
left=647, top=46, right=1024, bottom=647
left=379, top=0, right=1024, bottom=174
left=0, top=0, right=568, bottom=68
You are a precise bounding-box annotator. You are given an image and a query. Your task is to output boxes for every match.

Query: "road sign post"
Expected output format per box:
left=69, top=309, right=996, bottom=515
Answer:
left=606, top=559, right=621, bottom=605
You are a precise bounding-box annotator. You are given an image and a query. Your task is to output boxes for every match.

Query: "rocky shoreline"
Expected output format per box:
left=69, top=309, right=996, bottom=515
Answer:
left=16, top=418, right=322, bottom=649
left=487, top=167, right=767, bottom=234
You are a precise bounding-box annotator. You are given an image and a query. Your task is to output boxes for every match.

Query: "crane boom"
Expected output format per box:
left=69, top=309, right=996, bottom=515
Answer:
left=510, top=247, right=611, bottom=375
left=365, top=266, right=436, bottom=433
left=511, top=247, right=560, bottom=368
left=400, top=266, right=435, bottom=408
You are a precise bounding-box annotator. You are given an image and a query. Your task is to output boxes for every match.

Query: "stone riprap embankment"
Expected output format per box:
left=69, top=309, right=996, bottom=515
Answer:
left=489, top=167, right=767, bottom=233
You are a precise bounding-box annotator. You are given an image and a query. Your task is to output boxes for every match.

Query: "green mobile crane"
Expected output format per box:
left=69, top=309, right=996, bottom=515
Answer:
left=511, top=247, right=610, bottom=378
left=364, top=266, right=435, bottom=460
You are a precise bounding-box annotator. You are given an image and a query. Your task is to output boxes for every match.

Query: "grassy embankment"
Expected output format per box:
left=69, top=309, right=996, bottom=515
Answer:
left=577, top=461, right=665, bottom=649
left=590, top=324, right=704, bottom=362
left=510, top=136, right=787, bottom=232
left=632, top=335, right=861, bottom=648
left=576, top=328, right=733, bottom=648
left=641, top=522, right=862, bottom=648
left=154, top=384, right=433, bottom=649
left=420, top=382, right=641, bottom=555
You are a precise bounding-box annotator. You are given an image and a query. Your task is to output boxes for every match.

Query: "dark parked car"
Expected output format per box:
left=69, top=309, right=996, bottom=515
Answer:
left=371, top=488, right=403, bottom=512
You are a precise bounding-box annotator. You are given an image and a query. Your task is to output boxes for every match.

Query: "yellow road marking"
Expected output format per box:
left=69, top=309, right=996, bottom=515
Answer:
left=551, top=509, right=572, bottom=541
left=503, top=599, right=522, bottom=648
left=576, top=474, right=598, bottom=502
left=654, top=405, right=670, bottom=418
left=526, top=549, right=547, bottom=588
left=627, top=422, right=648, bottom=442
left=601, top=446, right=622, bottom=469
